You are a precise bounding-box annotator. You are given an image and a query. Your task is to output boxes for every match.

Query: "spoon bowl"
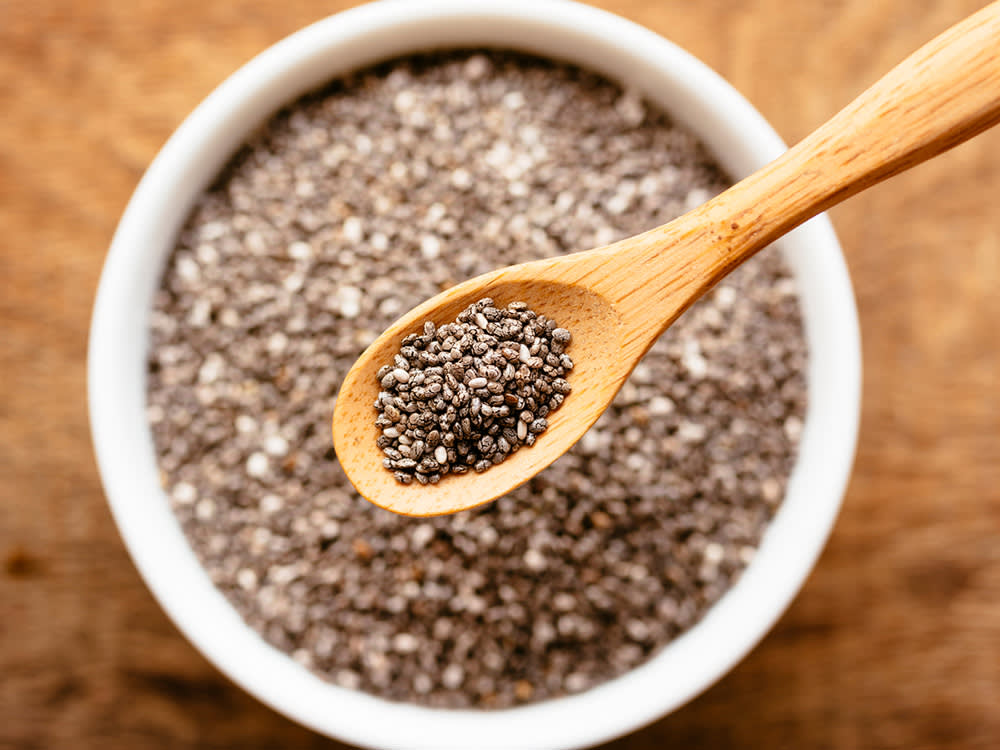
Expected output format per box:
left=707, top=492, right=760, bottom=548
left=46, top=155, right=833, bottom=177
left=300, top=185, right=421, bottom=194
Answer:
left=333, top=260, right=626, bottom=516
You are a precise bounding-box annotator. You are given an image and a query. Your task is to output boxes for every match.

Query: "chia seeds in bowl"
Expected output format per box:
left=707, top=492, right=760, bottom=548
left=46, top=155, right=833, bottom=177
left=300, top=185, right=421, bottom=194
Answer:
left=147, top=51, right=807, bottom=709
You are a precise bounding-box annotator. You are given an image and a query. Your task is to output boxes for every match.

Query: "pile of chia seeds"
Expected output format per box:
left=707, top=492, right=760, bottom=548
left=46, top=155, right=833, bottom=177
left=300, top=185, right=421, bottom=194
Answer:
left=147, top=51, right=808, bottom=708
left=375, top=298, right=573, bottom=484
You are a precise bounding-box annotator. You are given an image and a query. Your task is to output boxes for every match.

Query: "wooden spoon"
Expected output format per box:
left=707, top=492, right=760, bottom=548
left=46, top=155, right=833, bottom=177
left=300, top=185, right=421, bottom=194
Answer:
left=333, top=2, right=1000, bottom=517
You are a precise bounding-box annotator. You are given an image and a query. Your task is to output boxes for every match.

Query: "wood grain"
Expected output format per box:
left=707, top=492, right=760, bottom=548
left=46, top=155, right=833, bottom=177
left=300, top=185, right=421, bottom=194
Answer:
left=2, top=1, right=999, bottom=748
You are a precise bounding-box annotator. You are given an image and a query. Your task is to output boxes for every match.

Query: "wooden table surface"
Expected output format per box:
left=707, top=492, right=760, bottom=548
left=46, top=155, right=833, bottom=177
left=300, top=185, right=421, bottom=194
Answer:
left=3, top=1, right=999, bottom=748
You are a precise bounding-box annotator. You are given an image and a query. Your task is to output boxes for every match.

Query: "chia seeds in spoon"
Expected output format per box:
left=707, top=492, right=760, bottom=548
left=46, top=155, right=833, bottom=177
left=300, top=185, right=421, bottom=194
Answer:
left=375, top=298, right=573, bottom=484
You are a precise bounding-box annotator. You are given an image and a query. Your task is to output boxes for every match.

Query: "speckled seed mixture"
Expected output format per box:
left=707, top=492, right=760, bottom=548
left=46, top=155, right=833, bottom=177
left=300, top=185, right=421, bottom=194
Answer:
left=375, top=298, right=573, bottom=484
left=148, top=51, right=807, bottom=708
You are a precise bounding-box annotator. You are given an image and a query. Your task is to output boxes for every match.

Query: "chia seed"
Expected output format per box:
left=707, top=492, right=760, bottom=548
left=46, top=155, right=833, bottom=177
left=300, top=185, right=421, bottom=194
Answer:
left=375, top=298, right=572, bottom=483
left=147, top=51, right=808, bottom=709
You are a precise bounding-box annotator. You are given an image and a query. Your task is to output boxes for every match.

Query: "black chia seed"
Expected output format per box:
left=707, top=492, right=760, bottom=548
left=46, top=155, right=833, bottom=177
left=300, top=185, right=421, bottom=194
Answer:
left=147, top=51, right=808, bottom=708
left=375, top=298, right=573, bottom=484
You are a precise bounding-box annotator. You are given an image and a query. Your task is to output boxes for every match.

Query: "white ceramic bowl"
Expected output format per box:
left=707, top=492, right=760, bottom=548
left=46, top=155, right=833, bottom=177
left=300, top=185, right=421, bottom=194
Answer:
left=88, top=1, right=861, bottom=748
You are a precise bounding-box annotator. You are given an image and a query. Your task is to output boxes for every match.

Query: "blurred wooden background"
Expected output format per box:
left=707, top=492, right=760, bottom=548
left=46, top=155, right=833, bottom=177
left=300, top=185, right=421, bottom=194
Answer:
left=2, top=1, right=998, bottom=748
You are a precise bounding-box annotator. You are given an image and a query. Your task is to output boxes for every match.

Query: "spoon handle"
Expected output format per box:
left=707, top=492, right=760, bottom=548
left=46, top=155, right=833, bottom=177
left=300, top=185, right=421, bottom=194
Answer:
left=720, top=0, right=1000, bottom=249
left=614, top=0, right=1000, bottom=325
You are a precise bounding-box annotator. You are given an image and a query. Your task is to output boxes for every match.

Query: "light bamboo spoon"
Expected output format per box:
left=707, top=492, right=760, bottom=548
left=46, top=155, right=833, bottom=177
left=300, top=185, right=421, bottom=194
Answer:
left=333, top=2, right=1000, bottom=517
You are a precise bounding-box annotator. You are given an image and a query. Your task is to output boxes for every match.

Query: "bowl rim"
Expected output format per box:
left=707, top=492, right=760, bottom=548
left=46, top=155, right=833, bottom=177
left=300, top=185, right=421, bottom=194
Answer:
left=88, top=1, right=861, bottom=749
